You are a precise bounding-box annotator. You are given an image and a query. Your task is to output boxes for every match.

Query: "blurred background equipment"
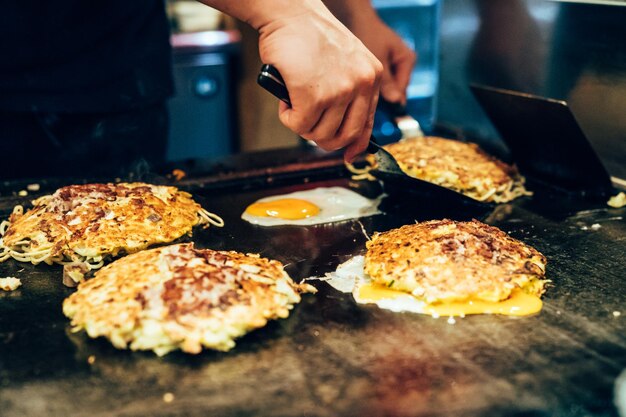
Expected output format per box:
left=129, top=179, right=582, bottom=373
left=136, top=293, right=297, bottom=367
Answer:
left=170, top=0, right=223, bottom=33
left=166, top=2, right=241, bottom=162
left=168, top=30, right=240, bottom=162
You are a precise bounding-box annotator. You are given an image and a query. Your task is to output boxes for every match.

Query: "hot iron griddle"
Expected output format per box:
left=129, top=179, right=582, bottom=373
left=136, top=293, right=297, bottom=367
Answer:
left=0, top=148, right=624, bottom=417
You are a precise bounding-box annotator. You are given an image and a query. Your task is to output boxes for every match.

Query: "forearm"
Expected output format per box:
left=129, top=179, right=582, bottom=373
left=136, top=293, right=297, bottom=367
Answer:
left=197, top=0, right=335, bottom=30
left=322, top=0, right=377, bottom=28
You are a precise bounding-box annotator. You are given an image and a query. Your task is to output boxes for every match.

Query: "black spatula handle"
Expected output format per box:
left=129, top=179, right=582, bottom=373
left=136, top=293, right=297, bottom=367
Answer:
left=366, top=140, right=382, bottom=154
left=378, top=97, right=409, bottom=117
left=257, top=64, right=291, bottom=106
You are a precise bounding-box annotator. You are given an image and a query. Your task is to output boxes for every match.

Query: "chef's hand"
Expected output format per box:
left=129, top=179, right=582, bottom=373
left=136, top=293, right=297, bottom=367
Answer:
left=322, top=0, right=417, bottom=105
left=258, top=4, right=383, bottom=162
left=350, top=11, right=416, bottom=105
left=198, top=0, right=382, bottom=161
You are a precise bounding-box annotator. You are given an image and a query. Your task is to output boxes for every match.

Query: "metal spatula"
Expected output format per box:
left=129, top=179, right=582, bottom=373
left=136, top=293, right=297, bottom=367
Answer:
left=470, top=84, right=614, bottom=197
left=257, top=64, right=405, bottom=175
left=257, top=65, right=492, bottom=211
left=378, top=98, right=424, bottom=139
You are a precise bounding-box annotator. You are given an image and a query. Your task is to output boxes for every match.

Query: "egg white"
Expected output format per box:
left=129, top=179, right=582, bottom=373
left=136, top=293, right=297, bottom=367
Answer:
left=319, top=255, right=428, bottom=313
left=314, top=255, right=544, bottom=317
left=241, top=187, right=383, bottom=226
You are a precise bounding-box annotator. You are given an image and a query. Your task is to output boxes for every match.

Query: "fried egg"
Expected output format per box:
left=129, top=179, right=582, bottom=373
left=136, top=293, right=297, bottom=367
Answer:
left=241, top=187, right=382, bottom=226
left=317, top=219, right=548, bottom=317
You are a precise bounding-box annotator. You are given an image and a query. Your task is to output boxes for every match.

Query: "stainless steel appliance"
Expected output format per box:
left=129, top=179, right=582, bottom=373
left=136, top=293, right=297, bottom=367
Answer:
left=167, top=30, right=240, bottom=162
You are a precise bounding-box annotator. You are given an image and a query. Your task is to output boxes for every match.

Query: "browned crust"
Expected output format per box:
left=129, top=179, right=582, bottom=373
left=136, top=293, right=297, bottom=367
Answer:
left=2, top=182, right=206, bottom=263
left=63, top=243, right=315, bottom=354
left=366, top=136, right=528, bottom=203
left=364, top=219, right=547, bottom=303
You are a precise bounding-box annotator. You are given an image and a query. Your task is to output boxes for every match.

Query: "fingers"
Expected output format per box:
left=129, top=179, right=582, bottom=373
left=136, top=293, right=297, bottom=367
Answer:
left=343, top=84, right=380, bottom=163
left=341, top=66, right=382, bottom=162
left=279, top=63, right=382, bottom=159
left=380, top=39, right=417, bottom=105
left=380, top=66, right=403, bottom=104
left=336, top=93, right=371, bottom=160
left=391, top=46, right=417, bottom=101
left=278, top=93, right=323, bottom=136
left=300, top=89, right=352, bottom=148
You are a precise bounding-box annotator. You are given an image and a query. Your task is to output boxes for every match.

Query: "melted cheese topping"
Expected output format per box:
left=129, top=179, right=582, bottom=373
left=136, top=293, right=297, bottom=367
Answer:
left=244, top=198, right=320, bottom=220
left=358, top=284, right=542, bottom=317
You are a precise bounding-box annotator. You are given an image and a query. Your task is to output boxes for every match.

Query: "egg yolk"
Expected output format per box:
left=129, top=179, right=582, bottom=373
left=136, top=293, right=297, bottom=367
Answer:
left=245, top=198, right=321, bottom=220
left=357, top=285, right=542, bottom=316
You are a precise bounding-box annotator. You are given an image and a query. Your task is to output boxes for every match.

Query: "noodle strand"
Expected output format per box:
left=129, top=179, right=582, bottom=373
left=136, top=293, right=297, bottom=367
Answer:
left=198, top=209, right=225, bottom=227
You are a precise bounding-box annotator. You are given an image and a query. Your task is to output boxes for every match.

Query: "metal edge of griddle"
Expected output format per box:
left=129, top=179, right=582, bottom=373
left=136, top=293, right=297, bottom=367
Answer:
left=173, top=157, right=349, bottom=194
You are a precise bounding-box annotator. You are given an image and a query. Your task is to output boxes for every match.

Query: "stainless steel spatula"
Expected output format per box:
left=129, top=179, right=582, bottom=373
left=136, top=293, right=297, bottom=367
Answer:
left=378, top=98, right=424, bottom=139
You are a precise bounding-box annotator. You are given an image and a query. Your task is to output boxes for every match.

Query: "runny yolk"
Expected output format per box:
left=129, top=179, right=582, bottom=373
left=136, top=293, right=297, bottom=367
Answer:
left=245, top=198, right=321, bottom=220
left=357, top=285, right=542, bottom=317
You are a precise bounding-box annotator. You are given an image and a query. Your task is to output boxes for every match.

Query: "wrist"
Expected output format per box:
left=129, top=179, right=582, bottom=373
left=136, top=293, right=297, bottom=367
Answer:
left=245, top=0, right=332, bottom=31
left=198, top=0, right=332, bottom=31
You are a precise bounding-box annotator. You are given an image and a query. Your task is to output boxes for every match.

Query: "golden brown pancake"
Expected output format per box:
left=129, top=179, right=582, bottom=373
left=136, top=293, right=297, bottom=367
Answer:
left=364, top=219, right=547, bottom=303
left=63, top=243, right=315, bottom=355
left=0, top=183, right=223, bottom=283
left=367, top=136, right=529, bottom=203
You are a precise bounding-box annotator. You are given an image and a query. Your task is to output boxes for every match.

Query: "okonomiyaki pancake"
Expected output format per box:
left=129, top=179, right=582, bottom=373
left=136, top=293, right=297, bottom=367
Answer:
left=364, top=219, right=547, bottom=304
left=63, top=243, right=316, bottom=355
left=367, top=136, right=529, bottom=203
left=0, top=183, right=223, bottom=283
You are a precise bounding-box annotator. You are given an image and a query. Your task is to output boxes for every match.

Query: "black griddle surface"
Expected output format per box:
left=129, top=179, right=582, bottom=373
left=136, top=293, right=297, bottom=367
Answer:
left=0, top=151, right=625, bottom=417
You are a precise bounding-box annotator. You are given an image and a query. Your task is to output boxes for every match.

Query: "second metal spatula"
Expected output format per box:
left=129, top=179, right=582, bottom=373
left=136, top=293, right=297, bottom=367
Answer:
left=378, top=98, right=424, bottom=139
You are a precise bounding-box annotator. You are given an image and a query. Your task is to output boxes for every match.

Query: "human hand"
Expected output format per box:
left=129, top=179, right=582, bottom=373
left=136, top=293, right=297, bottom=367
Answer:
left=348, top=9, right=417, bottom=105
left=255, top=1, right=383, bottom=162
